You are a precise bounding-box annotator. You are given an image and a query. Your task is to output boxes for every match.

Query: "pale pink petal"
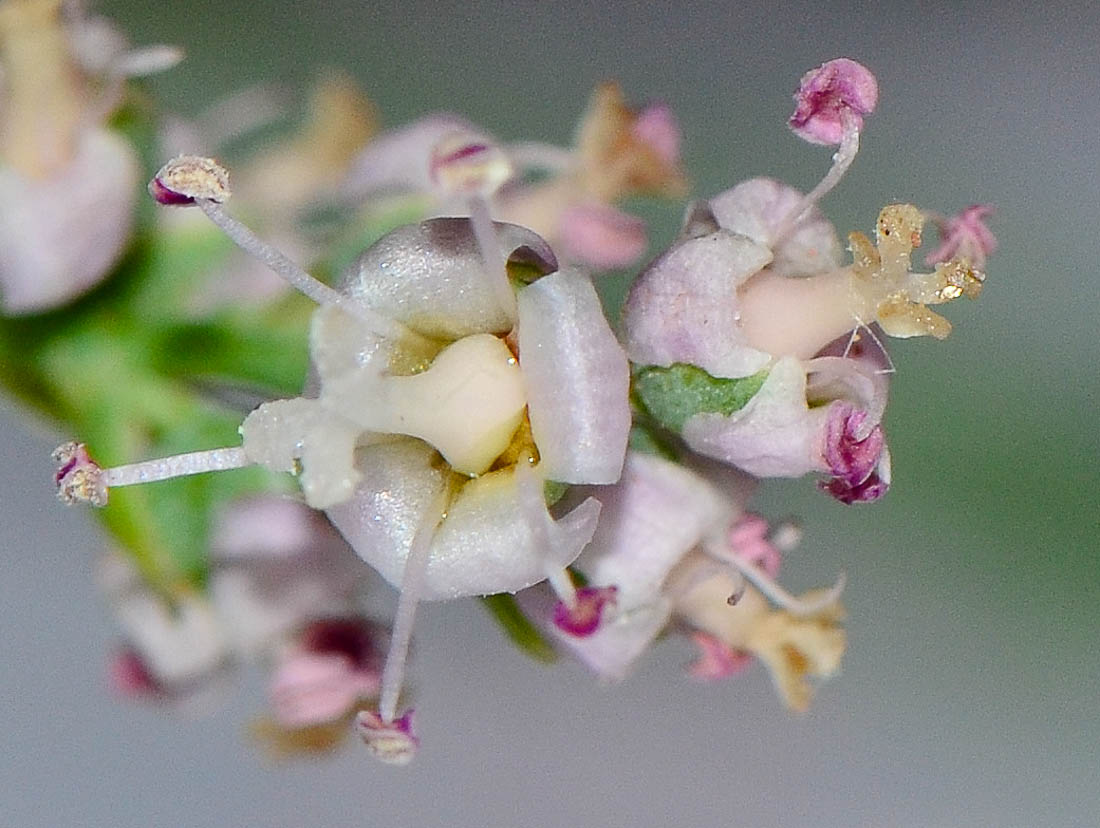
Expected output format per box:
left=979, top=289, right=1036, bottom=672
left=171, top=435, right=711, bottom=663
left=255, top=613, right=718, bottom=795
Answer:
left=575, top=452, right=735, bottom=609
left=556, top=203, right=647, bottom=270
left=621, top=230, right=773, bottom=378
left=706, top=177, right=843, bottom=276
left=631, top=102, right=681, bottom=167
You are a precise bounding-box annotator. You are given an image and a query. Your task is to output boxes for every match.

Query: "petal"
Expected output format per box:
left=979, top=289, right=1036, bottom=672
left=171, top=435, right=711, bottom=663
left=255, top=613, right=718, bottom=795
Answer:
left=338, top=217, right=556, bottom=339
left=707, top=177, right=843, bottom=276
left=555, top=203, right=648, bottom=270
left=341, top=113, right=480, bottom=198
left=576, top=452, right=734, bottom=608
left=0, top=128, right=138, bottom=314
left=325, top=440, right=601, bottom=600
left=622, top=230, right=773, bottom=378
left=517, top=268, right=631, bottom=484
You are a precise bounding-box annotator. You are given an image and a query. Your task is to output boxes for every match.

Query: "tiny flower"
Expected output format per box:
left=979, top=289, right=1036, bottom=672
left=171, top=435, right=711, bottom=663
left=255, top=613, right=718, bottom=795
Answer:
left=341, top=82, right=686, bottom=271
left=532, top=451, right=844, bottom=704
left=788, top=58, right=878, bottom=146
left=269, top=618, right=384, bottom=728
left=61, top=163, right=634, bottom=754
left=356, top=709, right=418, bottom=765
left=670, top=553, right=846, bottom=712
left=0, top=0, right=176, bottom=313
left=924, top=204, right=997, bottom=270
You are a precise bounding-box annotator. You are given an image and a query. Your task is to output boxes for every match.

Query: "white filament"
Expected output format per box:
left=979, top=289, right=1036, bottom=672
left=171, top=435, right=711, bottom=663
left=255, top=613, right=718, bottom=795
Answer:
left=467, top=196, right=518, bottom=321
left=103, top=447, right=251, bottom=488
left=705, top=537, right=846, bottom=618
left=196, top=199, right=431, bottom=349
left=378, top=486, right=451, bottom=724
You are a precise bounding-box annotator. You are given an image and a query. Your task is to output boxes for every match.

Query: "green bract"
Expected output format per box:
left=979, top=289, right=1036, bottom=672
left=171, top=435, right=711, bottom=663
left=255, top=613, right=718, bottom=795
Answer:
left=632, top=363, right=767, bottom=434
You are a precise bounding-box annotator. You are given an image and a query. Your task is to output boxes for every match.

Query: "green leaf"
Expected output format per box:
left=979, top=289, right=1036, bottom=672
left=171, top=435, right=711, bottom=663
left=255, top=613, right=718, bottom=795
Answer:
left=632, top=363, right=767, bottom=433
left=480, top=594, right=558, bottom=664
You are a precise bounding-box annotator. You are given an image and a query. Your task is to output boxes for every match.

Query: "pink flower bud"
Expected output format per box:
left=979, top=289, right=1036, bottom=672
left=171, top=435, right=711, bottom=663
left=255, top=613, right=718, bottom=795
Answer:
left=788, top=58, right=878, bottom=145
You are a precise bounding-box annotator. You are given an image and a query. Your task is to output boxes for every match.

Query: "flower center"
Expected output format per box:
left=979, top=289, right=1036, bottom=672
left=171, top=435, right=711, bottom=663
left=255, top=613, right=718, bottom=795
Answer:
left=370, top=332, right=526, bottom=476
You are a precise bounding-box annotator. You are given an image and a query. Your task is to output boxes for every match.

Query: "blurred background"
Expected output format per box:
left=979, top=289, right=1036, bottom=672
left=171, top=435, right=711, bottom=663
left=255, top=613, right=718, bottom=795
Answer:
left=2, top=0, right=1097, bottom=825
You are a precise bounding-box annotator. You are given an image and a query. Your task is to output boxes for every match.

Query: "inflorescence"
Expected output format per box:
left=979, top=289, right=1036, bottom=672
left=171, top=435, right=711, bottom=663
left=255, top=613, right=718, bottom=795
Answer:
left=0, top=2, right=995, bottom=765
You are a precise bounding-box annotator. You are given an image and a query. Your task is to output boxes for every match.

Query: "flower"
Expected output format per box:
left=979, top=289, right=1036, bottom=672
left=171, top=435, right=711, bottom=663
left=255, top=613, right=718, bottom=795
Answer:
left=623, top=70, right=984, bottom=497
left=669, top=552, right=846, bottom=712
left=268, top=618, right=385, bottom=729
left=0, top=0, right=178, bottom=314
left=523, top=451, right=845, bottom=710
left=98, top=495, right=378, bottom=721
left=63, top=157, right=634, bottom=757
left=341, top=82, right=686, bottom=270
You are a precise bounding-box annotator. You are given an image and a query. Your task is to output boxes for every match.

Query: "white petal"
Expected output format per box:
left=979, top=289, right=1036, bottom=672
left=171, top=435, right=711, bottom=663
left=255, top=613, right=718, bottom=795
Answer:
left=325, top=440, right=601, bottom=600
left=518, top=268, right=631, bottom=484
left=338, top=218, right=556, bottom=339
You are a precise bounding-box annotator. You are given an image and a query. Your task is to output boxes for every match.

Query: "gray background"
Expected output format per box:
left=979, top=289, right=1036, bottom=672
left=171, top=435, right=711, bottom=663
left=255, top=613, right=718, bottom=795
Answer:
left=2, top=0, right=1097, bottom=826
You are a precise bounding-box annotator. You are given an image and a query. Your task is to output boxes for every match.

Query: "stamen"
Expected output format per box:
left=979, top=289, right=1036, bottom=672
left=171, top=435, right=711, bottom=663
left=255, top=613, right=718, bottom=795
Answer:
left=467, top=196, right=517, bottom=320
left=376, top=486, right=451, bottom=727
left=513, top=462, right=576, bottom=608
left=102, top=447, right=251, bottom=488
left=149, top=157, right=430, bottom=348
left=771, top=108, right=861, bottom=245
left=53, top=442, right=254, bottom=507
left=705, top=536, right=845, bottom=617
left=428, top=132, right=517, bottom=319
left=195, top=198, right=426, bottom=343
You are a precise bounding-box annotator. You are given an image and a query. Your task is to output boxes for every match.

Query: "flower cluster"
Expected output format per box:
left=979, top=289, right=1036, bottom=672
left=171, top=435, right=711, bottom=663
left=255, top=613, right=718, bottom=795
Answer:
left=4, top=11, right=996, bottom=766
